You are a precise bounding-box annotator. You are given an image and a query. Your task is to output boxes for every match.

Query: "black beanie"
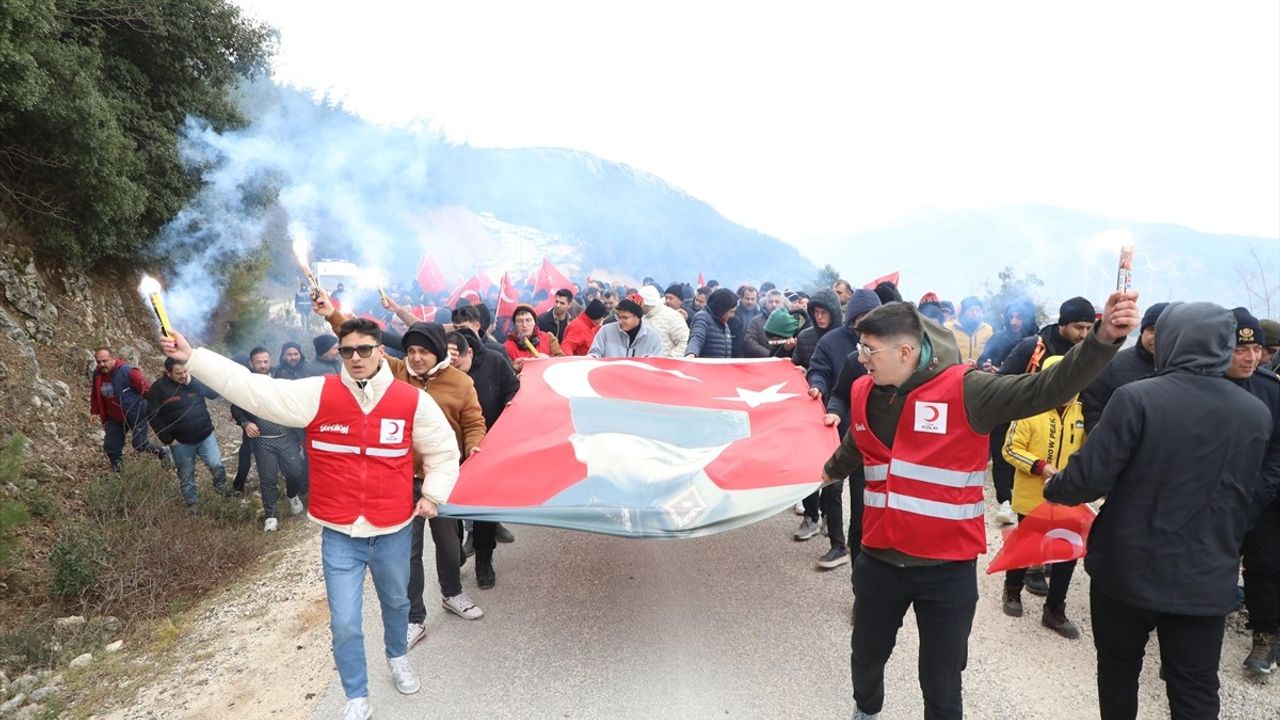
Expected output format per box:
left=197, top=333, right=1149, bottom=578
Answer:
left=1140, top=302, right=1169, bottom=332
left=585, top=298, right=607, bottom=320
left=402, top=322, right=448, bottom=360
left=874, top=282, right=903, bottom=305
left=313, top=335, right=338, bottom=357
left=1057, top=297, right=1095, bottom=326
left=1232, top=307, right=1263, bottom=346
left=663, top=284, right=684, bottom=300
left=707, top=288, right=738, bottom=318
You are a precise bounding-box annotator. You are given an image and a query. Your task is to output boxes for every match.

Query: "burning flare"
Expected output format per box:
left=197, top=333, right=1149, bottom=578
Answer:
left=138, top=274, right=173, bottom=338
left=290, top=222, right=319, bottom=294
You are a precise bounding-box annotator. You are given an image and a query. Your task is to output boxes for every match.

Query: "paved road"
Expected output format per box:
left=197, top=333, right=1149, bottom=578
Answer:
left=309, top=501, right=1279, bottom=720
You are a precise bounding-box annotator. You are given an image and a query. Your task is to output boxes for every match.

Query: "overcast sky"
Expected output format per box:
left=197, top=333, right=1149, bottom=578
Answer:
left=234, top=0, right=1280, bottom=255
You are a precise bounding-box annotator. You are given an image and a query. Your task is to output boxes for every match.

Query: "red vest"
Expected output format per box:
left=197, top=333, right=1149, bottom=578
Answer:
left=849, top=364, right=988, bottom=561
left=305, top=374, right=419, bottom=527
left=504, top=329, right=554, bottom=359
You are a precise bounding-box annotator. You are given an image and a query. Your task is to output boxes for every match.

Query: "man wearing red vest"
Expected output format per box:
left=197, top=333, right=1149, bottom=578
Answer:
left=159, top=319, right=459, bottom=720
left=821, top=291, right=1138, bottom=720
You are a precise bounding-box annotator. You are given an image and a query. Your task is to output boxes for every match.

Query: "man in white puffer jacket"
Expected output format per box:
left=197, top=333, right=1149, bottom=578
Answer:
left=639, top=285, right=690, bottom=358
left=160, top=318, right=459, bottom=720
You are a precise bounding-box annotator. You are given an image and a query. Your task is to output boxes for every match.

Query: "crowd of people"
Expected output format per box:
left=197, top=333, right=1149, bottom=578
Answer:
left=85, top=267, right=1280, bottom=720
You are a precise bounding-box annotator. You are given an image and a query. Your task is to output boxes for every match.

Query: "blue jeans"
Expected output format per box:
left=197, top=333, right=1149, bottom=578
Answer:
left=169, top=434, right=226, bottom=505
left=321, top=525, right=412, bottom=699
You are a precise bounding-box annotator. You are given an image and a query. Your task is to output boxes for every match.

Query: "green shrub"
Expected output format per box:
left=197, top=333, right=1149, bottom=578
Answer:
left=49, top=524, right=109, bottom=600
left=0, top=499, right=29, bottom=584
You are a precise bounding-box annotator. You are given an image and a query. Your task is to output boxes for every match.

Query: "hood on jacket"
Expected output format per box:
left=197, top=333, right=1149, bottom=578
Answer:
left=279, top=341, right=306, bottom=366
left=1153, top=302, right=1234, bottom=376
left=456, top=326, right=486, bottom=359
left=807, top=288, right=842, bottom=337
left=844, top=289, right=882, bottom=329
left=707, top=288, right=738, bottom=320
left=1001, top=298, right=1039, bottom=338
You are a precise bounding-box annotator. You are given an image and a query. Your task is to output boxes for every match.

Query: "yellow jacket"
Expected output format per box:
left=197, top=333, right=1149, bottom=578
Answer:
left=1002, top=400, right=1086, bottom=515
left=947, top=320, right=994, bottom=364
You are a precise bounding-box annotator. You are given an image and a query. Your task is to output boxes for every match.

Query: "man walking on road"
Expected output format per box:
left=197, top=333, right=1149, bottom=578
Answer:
left=1044, top=303, right=1271, bottom=720
left=159, top=319, right=460, bottom=720
left=822, top=290, right=1138, bottom=720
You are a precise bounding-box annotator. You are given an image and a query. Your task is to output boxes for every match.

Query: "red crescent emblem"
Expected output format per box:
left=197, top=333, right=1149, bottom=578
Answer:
left=924, top=405, right=940, bottom=422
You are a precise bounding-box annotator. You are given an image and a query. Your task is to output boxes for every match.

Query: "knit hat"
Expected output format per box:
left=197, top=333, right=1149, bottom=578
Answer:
left=402, top=322, right=448, bottom=360
left=960, top=296, right=984, bottom=313
left=616, top=297, right=644, bottom=318
left=845, top=289, right=882, bottom=326
left=1140, top=302, right=1169, bottom=332
left=584, top=298, right=607, bottom=321
left=919, top=292, right=940, bottom=305
left=764, top=308, right=801, bottom=338
left=707, top=288, right=738, bottom=319
left=511, top=304, right=536, bottom=323
left=873, top=281, right=903, bottom=305
left=1232, top=307, right=1263, bottom=346
left=664, top=284, right=684, bottom=301
left=313, top=334, right=338, bottom=357
left=638, top=285, right=662, bottom=308
left=1057, top=297, right=1096, bottom=326
left=1261, top=319, right=1280, bottom=347
left=280, top=341, right=305, bottom=361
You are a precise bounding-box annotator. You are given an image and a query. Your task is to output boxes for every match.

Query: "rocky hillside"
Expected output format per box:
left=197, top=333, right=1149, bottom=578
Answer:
left=0, top=215, right=166, bottom=507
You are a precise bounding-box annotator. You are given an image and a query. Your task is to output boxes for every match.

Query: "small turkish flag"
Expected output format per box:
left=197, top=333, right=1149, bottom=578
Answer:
left=441, top=357, right=839, bottom=538
left=864, top=271, right=900, bottom=290
left=986, top=502, right=1096, bottom=573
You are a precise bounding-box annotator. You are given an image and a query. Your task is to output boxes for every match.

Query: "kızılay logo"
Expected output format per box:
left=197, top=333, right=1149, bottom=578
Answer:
left=319, top=423, right=350, bottom=435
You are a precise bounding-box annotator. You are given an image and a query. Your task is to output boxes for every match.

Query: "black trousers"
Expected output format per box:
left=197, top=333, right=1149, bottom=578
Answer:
left=989, top=425, right=1014, bottom=505
left=1243, top=503, right=1280, bottom=634
left=408, top=479, right=463, bottom=623
left=1090, top=584, right=1225, bottom=720
left=851, top=554, right=977, bottom=720
left=232, top=433, right=254, bottom=492
left=801, top=481, right=847, bottom=549
left=253, top=436, right=305, bottom=519
left=472, top=521, right=497, bottom=562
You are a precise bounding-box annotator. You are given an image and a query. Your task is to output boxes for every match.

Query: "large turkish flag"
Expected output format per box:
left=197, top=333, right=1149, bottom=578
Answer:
left=440, top=357, right=839, bottom=537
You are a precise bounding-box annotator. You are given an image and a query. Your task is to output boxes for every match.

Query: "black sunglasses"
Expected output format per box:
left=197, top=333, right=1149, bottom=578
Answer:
left=338, top=344, right=379, bottom=359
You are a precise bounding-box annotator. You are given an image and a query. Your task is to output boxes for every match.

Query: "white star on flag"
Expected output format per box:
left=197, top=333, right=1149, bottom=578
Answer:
left=715, top=382, right=800, bottom=409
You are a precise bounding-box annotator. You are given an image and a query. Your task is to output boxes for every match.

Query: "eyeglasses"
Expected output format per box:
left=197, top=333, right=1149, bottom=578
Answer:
left=856, top=342, right=892, bottom=358
left=338, top=344, right=378, bottom=359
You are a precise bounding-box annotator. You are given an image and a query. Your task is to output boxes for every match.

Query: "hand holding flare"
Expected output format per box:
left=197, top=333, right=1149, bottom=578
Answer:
left=138, top=274, right=172, bottom=338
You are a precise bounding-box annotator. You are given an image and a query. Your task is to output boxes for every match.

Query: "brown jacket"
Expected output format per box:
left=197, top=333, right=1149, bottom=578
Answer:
left=327, top=312, right=486, bottom=473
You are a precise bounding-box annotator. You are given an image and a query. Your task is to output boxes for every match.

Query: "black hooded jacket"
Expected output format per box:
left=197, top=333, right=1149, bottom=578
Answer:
left=458, top=329, right=521, bottom=428
left=1044, top=302, right=1272, bottom=616
left=978, top=299, right=1038, bottom=368
left=793, top=288, right=840, bottom=369
left=1230, top=367, right=1280, bottom=514
left=273, top=342, right=309, bottom=379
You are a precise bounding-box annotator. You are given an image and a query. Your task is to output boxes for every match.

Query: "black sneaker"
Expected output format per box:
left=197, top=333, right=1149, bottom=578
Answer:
left=495, top=523, right=515, bottom=543
left=476, top=562, right=496, bottom=589
left=1042, top=604, right=1080, bottom=639
left=1025, top=570, right=1050, bottom=597
left=1245, top=631, right=1278, bottom=675
left=816, top=546, right=850, bottom=569
left=1002, top=587, right=1023, bottom=618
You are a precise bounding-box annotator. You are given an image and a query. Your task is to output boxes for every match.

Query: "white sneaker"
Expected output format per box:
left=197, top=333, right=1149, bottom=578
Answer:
left=406, top=622, right=426, bottom=649
left=793, top=501, right=805, bottom=515
left=442, top=591, right=484, bottom=620
left=387, top=655, right=421, bottom=694
left=994, top=501, right=1017, bottom=526
left=341, top=696, right=372, bottom=720
left=289, top=495, right=305, bottom=516
left=263, top=517, right=279, bottom=532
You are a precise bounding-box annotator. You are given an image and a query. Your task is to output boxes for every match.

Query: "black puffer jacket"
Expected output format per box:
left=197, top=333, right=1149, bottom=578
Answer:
left=145, top=376, right=219, bottom=445
left=1044, top=302, right=1272, bottom=615
left=793, top=288, right=841, bottom=369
